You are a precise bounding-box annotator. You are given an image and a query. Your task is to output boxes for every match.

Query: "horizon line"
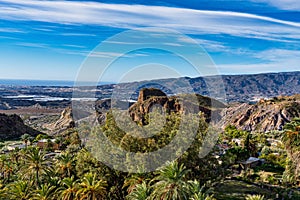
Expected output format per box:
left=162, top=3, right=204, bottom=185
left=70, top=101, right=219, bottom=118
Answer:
left=0, top=70, right=299, bottom=86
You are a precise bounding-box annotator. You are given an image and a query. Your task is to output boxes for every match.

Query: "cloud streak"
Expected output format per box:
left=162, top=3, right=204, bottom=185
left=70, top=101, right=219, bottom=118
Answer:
left=251, top=0, right=300, bottom=11
left=218, top=48, right=300, bottom=74
left=0, top=28, right=26, bottom=33
left=0, top=0, right=300, bottom=43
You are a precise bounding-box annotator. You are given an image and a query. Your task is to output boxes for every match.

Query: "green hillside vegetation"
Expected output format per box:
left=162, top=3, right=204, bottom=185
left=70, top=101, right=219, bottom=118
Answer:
left=0, top=109, right=299, bottom=199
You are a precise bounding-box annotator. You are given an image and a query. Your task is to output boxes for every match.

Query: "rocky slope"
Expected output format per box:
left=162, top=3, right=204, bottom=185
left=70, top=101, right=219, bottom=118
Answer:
left=0, top=113, right=40, bottom=140
left=43, top=107, right=75, bottom=135
left=128, top=88, right=226, bottom=125
left=219, top=95, right=300, bottom=132
left=92, top=88, right=225, bottom=126
left=46, top=90, right=300, bottom=134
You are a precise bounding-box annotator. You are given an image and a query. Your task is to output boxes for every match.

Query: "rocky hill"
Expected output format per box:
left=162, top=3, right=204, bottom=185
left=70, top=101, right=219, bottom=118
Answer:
left=0, top=113, right=40, bottom=140
left=43, top=107, right=75, bottom=135
left=47, top=89, right=300, bottom=134
left=219, top=94, right=300, bottom=132
left=107, top=88, right=226, bottom=125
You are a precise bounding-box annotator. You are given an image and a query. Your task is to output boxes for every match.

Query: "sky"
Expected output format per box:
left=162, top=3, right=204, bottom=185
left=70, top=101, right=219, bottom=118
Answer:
left=0, top=0, right=300, bottom=82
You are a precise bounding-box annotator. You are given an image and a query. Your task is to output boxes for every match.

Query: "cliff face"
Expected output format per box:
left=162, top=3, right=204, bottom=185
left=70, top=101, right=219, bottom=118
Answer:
left=137, top=88, right=167, bottom=102
left=92, top=88, right=226, bottom=126
left=128, top=88, right=226, bottom=125
left=45, top=107, right=75, bottom=135
left=220, top=95, right=300, bottom=132
left=0, top=113, right=40, bottom=140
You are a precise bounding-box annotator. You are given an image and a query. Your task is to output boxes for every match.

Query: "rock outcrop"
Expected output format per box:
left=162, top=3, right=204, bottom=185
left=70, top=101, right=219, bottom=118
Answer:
left=0, top=113, right=40, bottom=140
left=129, top=88, right=226, bottom=125
left=137, top=88, right=167, bottom=102
left=45, top=107, right=75, bottom=135
left=220, top=95, right=300, bottom=132
left=0, top=101, right=13, bottom=110
left=95, top=99, right=112, bottom=125
left=91, top=88, right=226, bottom=126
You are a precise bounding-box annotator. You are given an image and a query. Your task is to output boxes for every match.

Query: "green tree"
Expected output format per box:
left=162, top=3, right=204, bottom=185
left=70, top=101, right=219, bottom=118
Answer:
left=76, top=173, right=107, bottom=200
left=31, top=183, right=57, bottom=200
left=187, top=180, right=215, bottom=200
left=59, top=176, right=79, bottom=200
left=282, top=118, right=300, bottom=182
left=3, top=159, right=14, bottom=183
left=7, top=180, right=32, bottom=200
left=56, top=153, right=76, bottom=178
left=245, top=194, right=264, bottom=200
left=126, top=181, right=150, bottom=200
left=21, top=147, right=50, bottom=188
left=243, top=133, right=257, bottom=157
left=224, top=125, right=247, bottom=139
left=21, top=133, right=31, bottom=148
left=150, top=161, right=190, bottom=200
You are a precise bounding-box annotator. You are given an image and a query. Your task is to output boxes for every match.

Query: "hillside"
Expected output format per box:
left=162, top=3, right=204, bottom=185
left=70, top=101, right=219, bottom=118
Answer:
left=220, top=94, right=300, bottom=132
left=0, top=113, right=40, bottom=140
left=43, top=107, right=75, bottom=135
left=64, top=89, right=300, bottom=133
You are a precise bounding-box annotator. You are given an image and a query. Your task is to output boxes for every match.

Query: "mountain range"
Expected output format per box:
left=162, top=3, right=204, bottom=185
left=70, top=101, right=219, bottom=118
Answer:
left=112, top=71, right=300, bottom=103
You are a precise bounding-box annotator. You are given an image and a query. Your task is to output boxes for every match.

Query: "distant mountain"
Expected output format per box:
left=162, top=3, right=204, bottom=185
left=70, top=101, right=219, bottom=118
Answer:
left=218, top=71, right=300, bottom=102
left=1, top=72, right=299, bottom=110
left=108, top=71, right=300, bottom=103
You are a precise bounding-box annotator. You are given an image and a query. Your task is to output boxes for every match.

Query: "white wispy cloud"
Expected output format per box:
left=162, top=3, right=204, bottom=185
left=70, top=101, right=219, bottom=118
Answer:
left=0, top=0, right=300, bottom=42
left=251, top=0, right=300, bottom=11
left=89, top=51, right=149, bottom=58
left=0, top=28, right=26, bottom=33
left=253, top=49, right=300, bottom=63
left=218, top=62, right=300, bottom=75
left=16, top=42, right=48, bottom=48
left=218, top=48, right=300, bottom=74
left=61, top=33, right=97, bottom=37
left=62, top=44, right=87, bottom=49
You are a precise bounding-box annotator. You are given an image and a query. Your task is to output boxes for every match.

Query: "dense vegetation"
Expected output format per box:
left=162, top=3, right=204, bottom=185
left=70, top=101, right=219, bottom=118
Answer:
left=0, top=111, right=299, bottom=199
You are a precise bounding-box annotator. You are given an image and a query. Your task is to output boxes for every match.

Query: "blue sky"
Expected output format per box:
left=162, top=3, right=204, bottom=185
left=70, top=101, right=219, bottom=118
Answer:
left=0, top=0, right=300, bottom=81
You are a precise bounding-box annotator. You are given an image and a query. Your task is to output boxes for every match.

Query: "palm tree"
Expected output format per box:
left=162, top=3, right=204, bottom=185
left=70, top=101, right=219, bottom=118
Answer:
left=21, top=133, right=31, bottom=148
left=7, top=180, right=32, bottom=200
left=56, top=153, right=76, bottom=178
left=189, top=193, right=216, bottom=200
left=149, top=161, right=190, bottom=200
left=21, top=147, right=50, bottom=188
left=76, top=173, right=107, bottom=200
left=10, top=150, right=22, bottom=166
left=45, top=174, right=61, bottom=191
left=123, top=173, right=151, bottom=194
left=3, top=161, right=13, bottom=183
left=282, top=118, right=300, bottom=180
left=2, top=157, right=14, bottom=183
left=187, top=180, right=215, bottom=200
left=59, top=176, right=79, bottom=200
left=245, top=194, right=264, bottom=200
left=31, top=183, right=57, bottom=200
left=126, top=181, right=150, bottom=200
left=282, top=118, right=300, bottom=148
